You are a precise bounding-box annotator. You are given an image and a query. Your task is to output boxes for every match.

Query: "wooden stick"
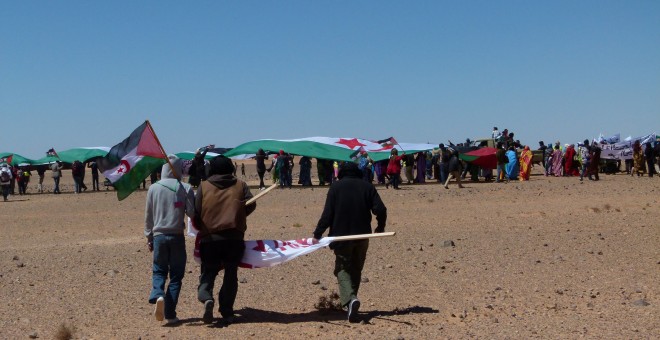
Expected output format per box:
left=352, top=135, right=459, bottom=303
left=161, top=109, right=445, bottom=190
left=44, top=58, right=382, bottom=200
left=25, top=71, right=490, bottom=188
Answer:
left=327, top=232, right=396, bottom=242
left=245, top=183, right=278, bottom=205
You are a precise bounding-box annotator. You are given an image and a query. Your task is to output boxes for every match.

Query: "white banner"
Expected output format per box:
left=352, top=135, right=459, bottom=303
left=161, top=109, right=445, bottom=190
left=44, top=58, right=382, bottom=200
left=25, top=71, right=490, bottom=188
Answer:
left=600, top=134, right=656, bottom=160
left=192, top=236, right=334, bottom=267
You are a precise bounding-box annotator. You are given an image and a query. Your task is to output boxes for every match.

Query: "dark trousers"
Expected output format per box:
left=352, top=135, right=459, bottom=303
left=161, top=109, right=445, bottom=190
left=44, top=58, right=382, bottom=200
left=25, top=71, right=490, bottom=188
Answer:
left=1, top=184, right=9, bottom=200
left=647, top=159, right=655, bottom=177
left=198, top=239, right=245, bottom=318
left=257, top=171, right=265, bottom=188
left=92, top=175, right=100, bottom=191
left=334, top=240, right=369, bottom=307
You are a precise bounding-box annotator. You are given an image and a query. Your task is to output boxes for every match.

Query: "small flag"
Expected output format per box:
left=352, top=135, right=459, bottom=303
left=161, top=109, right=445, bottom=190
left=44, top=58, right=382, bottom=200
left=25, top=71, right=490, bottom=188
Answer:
left=349, top=146, right=366, bottom=159
left=98, top=121, right=167, bottom=200
left=0, top=154, right=12, bottom=164
left=46, top=148, right=59, bottom=159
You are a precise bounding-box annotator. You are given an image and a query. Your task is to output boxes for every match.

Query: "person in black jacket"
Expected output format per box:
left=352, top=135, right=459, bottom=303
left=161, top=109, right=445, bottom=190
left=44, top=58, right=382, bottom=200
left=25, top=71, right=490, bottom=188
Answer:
left=313, top=162, right=387, bottom=322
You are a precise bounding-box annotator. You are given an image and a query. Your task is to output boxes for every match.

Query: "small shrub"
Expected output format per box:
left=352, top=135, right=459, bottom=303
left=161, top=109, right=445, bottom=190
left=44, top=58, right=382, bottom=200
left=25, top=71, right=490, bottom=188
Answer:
left=314, top=291, right=343, bottom=312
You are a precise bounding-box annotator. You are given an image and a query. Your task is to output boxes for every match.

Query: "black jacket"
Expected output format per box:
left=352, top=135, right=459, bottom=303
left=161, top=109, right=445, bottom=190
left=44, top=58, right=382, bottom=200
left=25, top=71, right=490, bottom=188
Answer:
left=313, top=167, right=387, bottom=242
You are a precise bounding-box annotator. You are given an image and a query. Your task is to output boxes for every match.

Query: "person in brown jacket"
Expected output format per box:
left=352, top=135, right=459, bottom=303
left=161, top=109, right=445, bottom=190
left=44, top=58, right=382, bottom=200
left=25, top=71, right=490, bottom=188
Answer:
left=195, top=155, right=256, bottom=325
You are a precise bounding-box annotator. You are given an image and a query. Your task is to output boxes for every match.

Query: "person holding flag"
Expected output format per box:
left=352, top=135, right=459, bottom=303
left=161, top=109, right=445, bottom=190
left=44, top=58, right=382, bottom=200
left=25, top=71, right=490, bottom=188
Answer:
left=144, top=154, right=196, bottom=325
left=194, top=155, right=256, bottom=325
left=313, top=161, right=387, bottom=323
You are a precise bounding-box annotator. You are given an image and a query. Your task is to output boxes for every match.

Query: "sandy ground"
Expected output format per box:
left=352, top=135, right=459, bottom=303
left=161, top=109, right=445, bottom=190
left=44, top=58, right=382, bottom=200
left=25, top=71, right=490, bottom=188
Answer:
left=0, top=162, right=658, bottom=339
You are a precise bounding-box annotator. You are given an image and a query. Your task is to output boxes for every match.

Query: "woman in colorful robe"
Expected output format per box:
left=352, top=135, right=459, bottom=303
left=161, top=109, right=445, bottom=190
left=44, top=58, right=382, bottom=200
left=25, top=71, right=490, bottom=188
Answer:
left=550, top=145, right=564, bottom=177
left=518, top=146, right=533, bottom=181
left=505, top=147, right=519, bottom=180
left=563, top=144, right=579, bottom=176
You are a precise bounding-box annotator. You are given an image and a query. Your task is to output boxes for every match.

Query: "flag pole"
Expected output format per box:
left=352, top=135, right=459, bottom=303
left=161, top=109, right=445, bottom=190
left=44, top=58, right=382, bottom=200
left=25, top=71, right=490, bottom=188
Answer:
left=245, top=183, right=277, bottom=206
left=145, top=120, right=179, bottom=179
left=327, top=231, right=396, bottom=242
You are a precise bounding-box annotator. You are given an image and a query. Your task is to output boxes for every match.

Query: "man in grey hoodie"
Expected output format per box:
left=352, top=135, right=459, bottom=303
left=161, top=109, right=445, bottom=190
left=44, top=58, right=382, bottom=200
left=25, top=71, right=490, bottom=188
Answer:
left=144, top=155, right=196, bottom=325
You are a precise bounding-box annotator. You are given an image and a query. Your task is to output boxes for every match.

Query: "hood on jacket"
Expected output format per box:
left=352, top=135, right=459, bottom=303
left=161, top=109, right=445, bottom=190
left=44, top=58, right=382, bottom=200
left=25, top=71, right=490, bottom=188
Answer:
left=338, top=162, right=362, bottom=179
left=206, top=173, right=237, bottom=189
left=161, top=154, right=183, bottom=180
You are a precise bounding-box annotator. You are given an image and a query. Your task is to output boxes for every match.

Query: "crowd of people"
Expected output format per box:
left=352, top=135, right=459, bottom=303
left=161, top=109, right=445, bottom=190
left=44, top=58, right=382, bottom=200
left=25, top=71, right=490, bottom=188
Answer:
left=2, top=133, right=658, bottom=201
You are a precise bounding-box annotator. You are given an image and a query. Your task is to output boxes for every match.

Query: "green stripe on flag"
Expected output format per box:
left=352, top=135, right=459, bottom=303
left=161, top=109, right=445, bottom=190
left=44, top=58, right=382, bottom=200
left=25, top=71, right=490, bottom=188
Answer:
left=112, top=156, right=165, bottom=200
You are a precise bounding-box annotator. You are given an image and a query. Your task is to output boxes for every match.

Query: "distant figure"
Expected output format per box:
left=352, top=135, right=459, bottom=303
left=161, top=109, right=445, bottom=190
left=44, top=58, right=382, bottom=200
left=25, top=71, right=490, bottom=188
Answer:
left=71, top=160, right=85, bottom=193
left=492, top=127, right=502, bottom=140
left=89, top=161, right=100, bottom=191
left=298, top=156, right=312, bottom=186
left=188, top=147, right=210, bottom=187
left=51, top=161, right=63, bottom=194
left=632, top=140, right=646, bottom=176
left=255, top=149, right=268, bottom=189
left=316, top=158, right=326, bottom=186
left=240, top=163, right=245, bottom=178
left=587, top=144, right=601, bottom=181
left=505, top=147, right=519, bottom=180
left=17, top=166, right=31, bottom=195
left=644, top=142, right=655, bottom=177
left=519, top=146, right=533, bottom=181
left=444, top=148, right=464, bottom=189
left=36, top=165, right=46, bottom=193
left=563, top=145, right=579, bottom=176
left=496, top=142, right=508, bottom=182
left=549, top=145, right=563, bottom=177
left=386, top=149, right=404, bottom=189
left=579, top=140, right=591, bottom=181
left=1, top=164, right=12, bottom=201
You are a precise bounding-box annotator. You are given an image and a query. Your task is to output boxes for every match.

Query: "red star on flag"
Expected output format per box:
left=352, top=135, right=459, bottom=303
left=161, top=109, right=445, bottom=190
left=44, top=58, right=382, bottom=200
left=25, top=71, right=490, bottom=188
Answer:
left=335, top=138, right=366, bottom=150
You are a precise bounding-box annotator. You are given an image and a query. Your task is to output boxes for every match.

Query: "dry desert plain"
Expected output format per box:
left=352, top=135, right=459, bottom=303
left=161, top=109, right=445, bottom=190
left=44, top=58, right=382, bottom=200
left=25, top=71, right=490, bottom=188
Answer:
left=1, top=162, right=658, bottom=339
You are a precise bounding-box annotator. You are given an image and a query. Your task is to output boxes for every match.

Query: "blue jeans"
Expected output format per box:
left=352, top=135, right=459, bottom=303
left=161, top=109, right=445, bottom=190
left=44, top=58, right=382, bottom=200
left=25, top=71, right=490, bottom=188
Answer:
left=149, top=234, right=186, bottom=319
left=439, top=164, right=449, bottom=184
left=53, top=177, right=60, bottom=193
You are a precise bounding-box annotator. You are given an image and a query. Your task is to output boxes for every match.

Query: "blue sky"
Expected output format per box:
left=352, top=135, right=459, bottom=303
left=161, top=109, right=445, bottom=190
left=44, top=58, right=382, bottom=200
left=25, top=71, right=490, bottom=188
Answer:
left=1, top=1, right=658, bottom=158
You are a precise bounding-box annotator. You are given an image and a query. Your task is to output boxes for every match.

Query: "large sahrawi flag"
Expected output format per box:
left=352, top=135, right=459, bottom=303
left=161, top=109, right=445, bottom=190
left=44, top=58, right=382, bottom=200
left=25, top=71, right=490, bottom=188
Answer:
left=98, top=121, right=167, bottom=200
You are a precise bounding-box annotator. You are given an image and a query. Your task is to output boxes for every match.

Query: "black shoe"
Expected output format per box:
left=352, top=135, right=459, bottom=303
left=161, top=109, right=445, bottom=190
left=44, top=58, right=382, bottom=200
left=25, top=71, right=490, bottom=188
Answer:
left=203, top=300, right=214, bottom=324
left=347, top=298, right=360, bottom=323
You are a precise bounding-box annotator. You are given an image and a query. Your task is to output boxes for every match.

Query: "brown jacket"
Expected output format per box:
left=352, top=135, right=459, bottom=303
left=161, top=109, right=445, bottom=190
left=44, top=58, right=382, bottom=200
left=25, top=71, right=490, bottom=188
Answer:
left=195, top=174, right=255, bottom=239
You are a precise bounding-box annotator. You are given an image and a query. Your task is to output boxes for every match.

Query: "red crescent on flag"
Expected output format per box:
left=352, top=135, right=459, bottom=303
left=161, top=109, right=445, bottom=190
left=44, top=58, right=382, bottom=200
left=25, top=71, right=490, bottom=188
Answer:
left=117, top=160, right=131, bottom=174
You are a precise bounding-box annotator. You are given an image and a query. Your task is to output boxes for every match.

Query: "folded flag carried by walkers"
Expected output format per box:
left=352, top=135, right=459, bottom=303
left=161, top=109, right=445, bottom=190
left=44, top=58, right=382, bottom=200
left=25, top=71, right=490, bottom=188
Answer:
left=98, top=121, right=168, bottom=200
left=192, top=232, right=396, bottom=268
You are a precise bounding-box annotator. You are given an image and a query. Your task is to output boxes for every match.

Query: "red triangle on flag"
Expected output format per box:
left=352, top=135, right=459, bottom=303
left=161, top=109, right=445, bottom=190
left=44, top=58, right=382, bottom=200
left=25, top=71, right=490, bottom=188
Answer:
left=137, top=124, right=166, bottom=159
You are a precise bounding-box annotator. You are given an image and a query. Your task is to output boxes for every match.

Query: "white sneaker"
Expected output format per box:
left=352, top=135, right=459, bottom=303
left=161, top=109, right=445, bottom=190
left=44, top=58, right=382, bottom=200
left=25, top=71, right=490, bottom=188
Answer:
left=347, top=298, right=360, bottom=323
left=165, top=317, right=180, bottom=325
left=154, top=297, right=165, bottom=321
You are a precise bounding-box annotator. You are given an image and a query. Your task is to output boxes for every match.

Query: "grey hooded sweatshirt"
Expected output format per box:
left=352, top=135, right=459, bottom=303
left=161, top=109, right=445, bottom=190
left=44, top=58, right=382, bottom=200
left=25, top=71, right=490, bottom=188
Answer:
left=144, top=155, right=196, bottom=241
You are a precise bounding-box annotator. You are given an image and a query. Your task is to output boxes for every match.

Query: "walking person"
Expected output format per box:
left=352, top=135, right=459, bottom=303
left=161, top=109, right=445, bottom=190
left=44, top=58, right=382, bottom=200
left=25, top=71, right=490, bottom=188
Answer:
left=386, top=149, right=404, bottom=189
left=195, top=156, right=256, bottom=325
left=145, top=155, right=195, bottom=325
left=496, top=142, right=508, bottom=182
left=444, top=147, right=464, bottom=189
left=313, top=162, right=387, bottom=322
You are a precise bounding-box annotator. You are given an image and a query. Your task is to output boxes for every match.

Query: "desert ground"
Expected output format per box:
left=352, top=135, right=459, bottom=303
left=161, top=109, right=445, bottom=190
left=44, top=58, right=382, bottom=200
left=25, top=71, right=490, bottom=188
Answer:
left=0, top=161, right=658, bottom=339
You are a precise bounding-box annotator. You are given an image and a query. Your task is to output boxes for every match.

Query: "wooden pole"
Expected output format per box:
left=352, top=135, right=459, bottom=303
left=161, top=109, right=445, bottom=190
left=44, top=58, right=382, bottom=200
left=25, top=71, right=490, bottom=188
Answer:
left=327, top=232, right=396, bottom=242
left=245, top=183, right=277, bottom=205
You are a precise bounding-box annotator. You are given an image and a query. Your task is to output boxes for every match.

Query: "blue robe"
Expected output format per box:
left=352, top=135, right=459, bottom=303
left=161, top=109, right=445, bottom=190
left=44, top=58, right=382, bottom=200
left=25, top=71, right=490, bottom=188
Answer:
left=505, top=150, right=519, bottom=180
